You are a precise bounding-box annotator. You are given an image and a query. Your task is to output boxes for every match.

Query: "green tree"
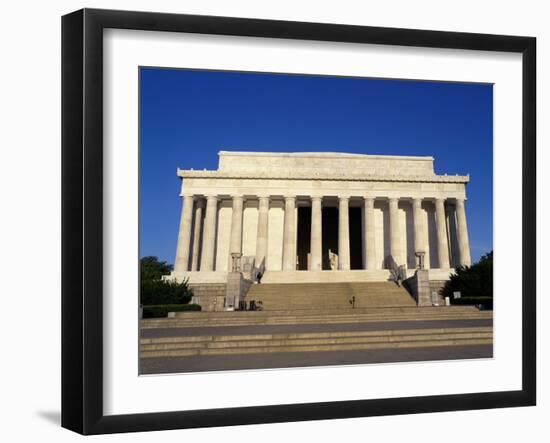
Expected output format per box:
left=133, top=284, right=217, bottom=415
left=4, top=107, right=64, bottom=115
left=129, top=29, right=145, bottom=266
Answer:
left=441, top=251, right=493, bottom=299
left=139, top=256, right=193, bottom=305
left=140, top=256, right=172, bottom=281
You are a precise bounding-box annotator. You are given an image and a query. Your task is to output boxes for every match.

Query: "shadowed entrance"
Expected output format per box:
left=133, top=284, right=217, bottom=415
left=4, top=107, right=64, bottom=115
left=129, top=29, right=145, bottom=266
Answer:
left=349, top=206, right=363, bottom=269
left=322, top=207, right=338, bottom=269
left=297, top=206, right=311, bottom=270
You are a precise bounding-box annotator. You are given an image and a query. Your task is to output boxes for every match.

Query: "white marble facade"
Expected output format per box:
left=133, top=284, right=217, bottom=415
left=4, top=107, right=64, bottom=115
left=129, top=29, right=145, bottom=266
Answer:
left=171, top=151, right=471, bottom=283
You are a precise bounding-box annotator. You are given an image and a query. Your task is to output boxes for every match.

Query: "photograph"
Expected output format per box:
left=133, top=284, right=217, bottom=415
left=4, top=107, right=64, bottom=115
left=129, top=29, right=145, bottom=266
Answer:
left=138, top=67, right=494, bottom=375
left=0, top=0, right=543, bottom=439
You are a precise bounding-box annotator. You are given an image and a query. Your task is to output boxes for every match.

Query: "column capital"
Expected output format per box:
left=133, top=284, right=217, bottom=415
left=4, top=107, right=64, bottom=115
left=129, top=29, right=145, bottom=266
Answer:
left=364, top=196, right=375, bottom=207
left=258, top=195, right=270, bottom=206
left=412, top=197, right=422, bottom=208
left=455, top=197, right=466, bottom=206
left=310, top=195, right=323, bottom=202
left=338, top=195, right=350, bottom=202
left=181, top=194, right=195, bottom=200
left=230, top=194, right=245, bottom=202
left=284, top=195, right=296, bottom=202
left=205, top=194, right=219, bottom=202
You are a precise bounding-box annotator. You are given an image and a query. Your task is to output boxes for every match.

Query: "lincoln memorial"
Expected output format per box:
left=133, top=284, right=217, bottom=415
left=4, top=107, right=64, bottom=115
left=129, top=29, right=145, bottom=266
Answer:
left=169, top=150, right=471, bottom=297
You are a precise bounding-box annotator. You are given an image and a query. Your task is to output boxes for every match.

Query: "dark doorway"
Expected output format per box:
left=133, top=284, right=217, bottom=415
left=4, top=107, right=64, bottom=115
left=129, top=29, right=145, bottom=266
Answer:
left=349, top=207, right=363, bottom=269
left=322, top=207, right=338, bottom=270
left=296, top=206, right=311, bottom=270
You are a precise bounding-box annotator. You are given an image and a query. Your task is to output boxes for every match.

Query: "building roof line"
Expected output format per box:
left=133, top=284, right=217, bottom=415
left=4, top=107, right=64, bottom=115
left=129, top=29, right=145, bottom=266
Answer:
left=217, top=150, right=435, bottom=161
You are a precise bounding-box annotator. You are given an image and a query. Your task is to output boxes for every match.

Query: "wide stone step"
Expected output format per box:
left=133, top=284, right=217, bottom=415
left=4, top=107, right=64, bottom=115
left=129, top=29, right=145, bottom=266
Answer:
left=142, top=326, right=492, bottom=346
left=142, top=338, right=493, bottom=357
left=172, top=306, right=480, bottom=318
left=141, top=312, right=492, bottom=329
left=140, top=327, right=492, bottom=358
left=245, top=293, right=412, bottom=298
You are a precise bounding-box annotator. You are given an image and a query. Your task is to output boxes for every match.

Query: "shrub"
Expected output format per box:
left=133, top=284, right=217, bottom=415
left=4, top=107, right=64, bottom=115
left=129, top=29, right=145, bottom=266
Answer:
left=139, top=256, right=193, bottom=305
left=140, top=278, right=193, bottom=305
left=142, top=304, right=202, bottom=318
left=441, top=251, right=493, bottom=300
left=450, top=296, right=493, bottom=310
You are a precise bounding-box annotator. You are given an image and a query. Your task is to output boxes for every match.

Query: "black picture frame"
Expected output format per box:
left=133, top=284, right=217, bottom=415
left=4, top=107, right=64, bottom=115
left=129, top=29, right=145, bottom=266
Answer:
left=61, top=8, right=536, bottom=435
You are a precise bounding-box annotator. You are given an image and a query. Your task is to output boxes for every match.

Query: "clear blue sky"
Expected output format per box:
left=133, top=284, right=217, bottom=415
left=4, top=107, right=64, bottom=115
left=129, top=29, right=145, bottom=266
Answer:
left=140, top=67, right=493, bottom=265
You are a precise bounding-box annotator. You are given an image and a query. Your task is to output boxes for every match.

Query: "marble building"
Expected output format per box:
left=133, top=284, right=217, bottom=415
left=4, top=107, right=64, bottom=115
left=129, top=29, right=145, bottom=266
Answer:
left=170, top=151, right=471, bottom=285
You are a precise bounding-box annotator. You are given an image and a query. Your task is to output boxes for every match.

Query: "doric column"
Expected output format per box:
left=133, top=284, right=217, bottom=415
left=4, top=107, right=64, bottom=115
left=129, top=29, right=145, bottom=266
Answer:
left=310, top=196, right=323, bottom=271
left=388, top=198, right=400, bottom=263
left=255, top=196, right=270, bottom=268
left=190, top=198, right=204, bottom=271
left=455, top=198, right=472, bottom=267
left=228, top=195, right=244, bottom=269
left=435, top=198, right=450, bottom=269
left=174, top=195, right=194, bottom=273
left=200, top=195, right=218, bottom=271
left=282, top=196, right=296, bottom=270
left=338, top=197, right=350, bottom=270
left=363, top=197, right=376, bottom=269
left=412, top=198, right=425, bottom=254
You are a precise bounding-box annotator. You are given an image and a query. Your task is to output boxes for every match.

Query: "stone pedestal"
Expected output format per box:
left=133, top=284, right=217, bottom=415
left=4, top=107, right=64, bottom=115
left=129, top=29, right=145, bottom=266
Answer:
left=414, top=269, right=432, bottom=307
left=225, top=272, right=244, bottom=309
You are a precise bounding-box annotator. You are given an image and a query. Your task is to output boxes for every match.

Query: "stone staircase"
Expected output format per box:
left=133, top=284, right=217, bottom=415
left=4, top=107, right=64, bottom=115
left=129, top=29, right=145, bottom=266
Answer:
left=245, top=281, right=416, bottom=311
left=141, top=305, right=492, bottom=329
left=140, top=325, right=493, bottom=358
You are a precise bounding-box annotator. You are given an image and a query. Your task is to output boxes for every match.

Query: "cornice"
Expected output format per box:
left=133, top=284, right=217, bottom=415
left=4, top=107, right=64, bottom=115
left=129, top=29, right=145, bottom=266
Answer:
left=176, top=169, right=469, bottom=184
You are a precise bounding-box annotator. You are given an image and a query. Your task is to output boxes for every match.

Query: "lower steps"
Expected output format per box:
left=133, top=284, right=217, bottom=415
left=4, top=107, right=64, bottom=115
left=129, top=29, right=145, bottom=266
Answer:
left=141, top=306, right=492, bottom=329
left=140, top=326, right=493, bottom=358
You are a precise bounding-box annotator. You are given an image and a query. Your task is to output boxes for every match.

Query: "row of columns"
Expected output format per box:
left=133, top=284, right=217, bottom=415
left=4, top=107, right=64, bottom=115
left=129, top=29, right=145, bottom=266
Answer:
left=174, top=195, right=471, bottom=274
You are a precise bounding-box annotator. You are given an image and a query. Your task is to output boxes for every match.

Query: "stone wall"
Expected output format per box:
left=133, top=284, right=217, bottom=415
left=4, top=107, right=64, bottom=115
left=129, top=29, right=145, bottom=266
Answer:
left=189, top=283, right=226, bottom=312
left=217, top=151, right=436, bottom=177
